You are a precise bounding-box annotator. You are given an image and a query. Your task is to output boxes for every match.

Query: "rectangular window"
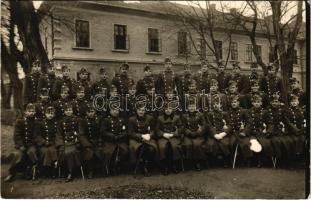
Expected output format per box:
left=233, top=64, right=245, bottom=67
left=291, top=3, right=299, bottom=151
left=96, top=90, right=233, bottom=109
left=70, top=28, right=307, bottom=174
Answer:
left=114, top=24, right=128, bottom=50
left=148, top=28, right=161, bottom=52
left=246, top=44, right=261, bottom=62
left=215, top=40, right=222, bottom=59
left=178, top=31, right=188, bottom=55
left=75, top=20, right=90, bottom=48
left=200, top=38, right=207, bottom=58
left=230, top=42, right=238, bottom=61
left=293, top=49, right=298, bottom=64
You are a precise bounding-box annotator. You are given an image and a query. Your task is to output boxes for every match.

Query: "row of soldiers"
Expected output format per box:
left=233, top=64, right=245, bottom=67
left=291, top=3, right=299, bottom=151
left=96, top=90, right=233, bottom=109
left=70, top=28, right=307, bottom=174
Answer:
left=5, top=58, right=306, bottom=182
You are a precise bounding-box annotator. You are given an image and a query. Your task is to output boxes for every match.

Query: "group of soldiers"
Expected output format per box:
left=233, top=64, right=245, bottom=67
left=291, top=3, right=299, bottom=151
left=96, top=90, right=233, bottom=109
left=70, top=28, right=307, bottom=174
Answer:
left=5, top=58, right=307, bottom=182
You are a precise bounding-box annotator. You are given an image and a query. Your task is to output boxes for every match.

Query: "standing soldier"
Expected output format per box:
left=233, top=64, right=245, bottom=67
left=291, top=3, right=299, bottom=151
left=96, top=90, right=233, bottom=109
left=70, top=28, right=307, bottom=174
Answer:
left=23, top=59, right=41, bottom=106
left=54, top=85, right=71, bottom=121
left=261, top=63, right=285, bottom=103
left=35, top=106, right=60, bottom=178
left=195, top=60, right=212, bottom=94
left=226, top=62, right=248, bottom=94
left=35, top=88, right=53, bottom=120
left=202, top=79, right=227, bottom=112
left=284, top=95, right=306, bottom=158
left=37, top=62, right=56, bottom=100
left=128, top=104, right=157, bottom=176
left=101, top=106, right=129, bottom=175
left=124, top=80, right=137, bottom=118
left=112, top=63, right=131, bottom=96
left=52, top=65, right=76, bottom=100
left=72, top=85, right=89, bottom=119
left=214, top=60, right=229, bottom=93
left=76, top=67, right=92, bottom=99
left=224, top=80, right=241, bottom=111
left=156, top=57, right=177, bottom=95
left=156, top=102, right=183, bottom=175
left=183, top=79, right=200, bottom=113
left=56, top=104, right=82, bottom=182
left=5, top=104, right=38, bottom=182
left=204, top=94, right=232, bottom=167
left=136, top=65, right=156, bottom=95
left=288, top=77, right=306, bottom=107
left=78, top=103, right=106, bottom=179
left=181, top=101, right=206, bottom=171
left=176, top=63, right=192, bottom=99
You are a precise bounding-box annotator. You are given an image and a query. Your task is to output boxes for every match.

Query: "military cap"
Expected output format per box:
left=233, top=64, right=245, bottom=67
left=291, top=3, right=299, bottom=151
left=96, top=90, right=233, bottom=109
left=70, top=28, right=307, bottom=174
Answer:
left=249, top=71, right=259, bottom=81
left=25, top=103, right=36, bottom=111
left=289, top=94, right=299, bottom=102
left=120, top=63, right=129, bottom=70
left=272, top=92, right=280, bottom=101
left=267, top=63, right=276, bottom=71
left=211, top=94, right=221, bottom=104
left=61, top=85, right=70, bottom=94
left=62, top=65, right=69, bottom=71
left=75, top=85, right=85, bottom=93
left=252, top=94, right=262, bottom=101
left=201, top=59, right=207, bottom=66
left=79, top=67, right=88, bottom=74
left=164, top=57, right=171, bottom=63
left=250, top=78, right=259, bottom=87
left=250, top=62, right=258, bottom=70
left=210, top=79, right=218, bottom=87
left=40, top=87, right=49, bottom=96
left=289, top=77, right=299, bottom=85
left=99, top=67, right=106, bottom=74
left=64, top=103, right=73, bottom=110
left=232, top=62, right=241, bottom=69
left=45, top=106, right=56, bottom=114
left=144, top=65, right=151, bottom=72
left=228, top=80, right=237, bottom=87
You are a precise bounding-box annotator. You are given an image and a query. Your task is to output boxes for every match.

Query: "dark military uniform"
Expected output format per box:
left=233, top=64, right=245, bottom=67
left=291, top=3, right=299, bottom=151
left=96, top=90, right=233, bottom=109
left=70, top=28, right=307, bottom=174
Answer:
left=35, top=100, right=53, bottom=121
left=111, top=73, right=131, bottom=95
left=128, top=114, right=157, bottom=164
left=176, top=71, right=192, bottom=98
left=91, top=79, right=110, bottom=98
left=261, top=74, right=285, bottom=103
left=156, top=113, right=183, bottom=162
left=56, top=115, right=81, bottom=172
left=35, top=118, right=59, bottom=167
left=72, top=98, right=89, bottom=119
left=54, top=98, right=72, bottom=121
left=156, top=68, right=177, bottom=95
left=37, top=73, right=56, bottom=100
left=214, top=71, right=230, bottom=93
left=78, top=115, right=106, bottom=174
left=52, top=76, right=75, bottom=100
left=226, top=73, right=248, bottom=94
left=195, top=71, right=211, bottom=94
left=9, top=116, right=38, bottom=176
left=23, top=72, right=41, bottom=106
left=241, top=91, right=269, bottom=109
left=136, top=75, right=156, bottom=95
left=181, top=112, right=206, bottom=161
left=204, top=110, right=232, bottom=158
left=284, top=105, right=306, bottom=155
left=101, top=115, right=129, bottom=168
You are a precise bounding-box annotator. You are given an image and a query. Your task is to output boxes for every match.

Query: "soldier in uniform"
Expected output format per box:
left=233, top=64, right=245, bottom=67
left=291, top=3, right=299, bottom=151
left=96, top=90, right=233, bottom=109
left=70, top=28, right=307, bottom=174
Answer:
left=136, top=65, right=156, bottom=95
left=37, top=62, right=56, bottom=100
left=124, top=80, right=137, bottom=118
left=56, top=104, right=82, bottom=182
left=266, top=93, right=293, bottom=166
left=128, top=104, right=157, bottom=176
left=226, top=62, right=248, bottom=94
left=247, top=94, right=272, bottom=167
left=54, top=85, right=72, bottom=121
left=224, top=80, right=241, bottom=111
left=226, top=95, right=251, bottom=166
left=78, top=103, right=106, bottom=178
left=72, top=85, right=89, bottom=119
left=214, top=60, right=229, bottom=93
left=288, top=77, right=306, bottom=107
left=76, top=67, right=92, bottom=99
left=35, top=106, right=60, bottom=178
left=195, top=60, right=212, bottom=94
left=176, top=63, right=193, bottom=99
left=204, top=94, right=232, bottom=167
left=23, top=60, right=41, bottom=106
left=156, top=102, right=183, bottom=175
left=111, top=63, right=131, bottom=96
left=183, top=79, right=200, bottom=113
left=201, top=79, right=227, bottom=112
left=35, top=88, right=54, bottom=120
left=52, top=65, right=76, bottom=100
left=91, top=67, right=110, bottom=119
left=284, top=95, right=306, bottom=158
left=181, top=101, right=206, bottom=171
left=101, top=106, right=129, bottom=175
left=5, top=104, right=38, bottom=182
left=156, top=57, right=177, bottom=95
left=261, top=63, right=285, bottom=103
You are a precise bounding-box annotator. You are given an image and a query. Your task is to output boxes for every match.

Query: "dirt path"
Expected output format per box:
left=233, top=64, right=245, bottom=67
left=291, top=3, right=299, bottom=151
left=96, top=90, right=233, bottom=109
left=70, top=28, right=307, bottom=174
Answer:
left=1, top=164, right=305, bottom=198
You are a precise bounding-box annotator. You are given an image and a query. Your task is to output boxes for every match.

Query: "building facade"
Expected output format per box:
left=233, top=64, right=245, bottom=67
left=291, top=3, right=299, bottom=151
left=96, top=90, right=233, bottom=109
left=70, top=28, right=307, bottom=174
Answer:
left=39, top=1, right=306, bottom=89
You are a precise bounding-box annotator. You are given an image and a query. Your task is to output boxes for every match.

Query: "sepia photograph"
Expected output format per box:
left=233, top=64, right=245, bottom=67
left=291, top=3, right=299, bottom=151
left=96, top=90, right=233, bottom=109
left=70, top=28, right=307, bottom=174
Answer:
left=0, top=0, right=309, bottom=198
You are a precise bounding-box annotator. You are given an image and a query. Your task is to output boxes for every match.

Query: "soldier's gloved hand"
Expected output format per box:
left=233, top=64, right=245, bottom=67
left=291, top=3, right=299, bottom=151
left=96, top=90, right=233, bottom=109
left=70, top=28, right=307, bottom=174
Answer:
left=214, top=134, right=222, bottom=140
left=19, top=146, right=26, bottom=152
left=239, top=132, right=246, bottom=137
left=163, top=133, right=171, bottom=139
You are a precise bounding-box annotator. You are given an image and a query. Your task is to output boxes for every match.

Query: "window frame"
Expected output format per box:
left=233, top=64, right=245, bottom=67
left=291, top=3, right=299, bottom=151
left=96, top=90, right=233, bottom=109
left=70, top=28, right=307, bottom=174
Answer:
left=230, top=41, right=239, bottom=61
left=74, top=19, right=91, bottom=49
left=245, top=44, right=262, bottom=63
left=214, top=40, right=223, bottom=60
left=147, top=28, right=161, bottom=53
left=178, top=31, right=188, bottom=56
left=114, top=24, right=128, bottom=50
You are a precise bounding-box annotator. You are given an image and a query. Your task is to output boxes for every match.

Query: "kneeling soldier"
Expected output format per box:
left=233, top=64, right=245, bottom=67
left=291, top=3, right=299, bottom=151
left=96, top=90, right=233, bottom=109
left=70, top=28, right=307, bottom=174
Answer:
left=5, top=104, right=39, bottom=182
left=181, top=101, right=206, bottom=171
left=128, top=104, right=157, bottom=176
left=156, top=102, right=183, bottom=175
left=78, top=103, right=105, bottom=179
left=57, top=104, right=82, bottom=182
left=35, top=106, right=60, bottom=178
left=101, top=106, right=129, bottom=175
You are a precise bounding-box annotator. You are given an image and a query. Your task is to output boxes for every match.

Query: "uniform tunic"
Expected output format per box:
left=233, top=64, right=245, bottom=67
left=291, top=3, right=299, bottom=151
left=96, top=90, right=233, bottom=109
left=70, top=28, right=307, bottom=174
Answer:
left=128, top=115, right=157, bottom=164
left=136, top=75, right=156, bottom=95
left=195, top=71, right=211, bottom=93
left=156, top=69, right=177, bottom=95
left=156, top=114, right=183, bottom=161
left=37, top=73, right=56, bottom=100
left=23, top=72, right=40, bottom=106
left=111, top=73, right=131, bottom=95
left=52, top=77, right=75, bottom=100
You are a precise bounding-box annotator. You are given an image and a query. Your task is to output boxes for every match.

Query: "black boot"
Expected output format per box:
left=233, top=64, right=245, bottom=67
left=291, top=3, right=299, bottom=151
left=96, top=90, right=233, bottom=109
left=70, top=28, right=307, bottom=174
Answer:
left=194, top=161, right=201, bottom=171
left=172, top=161, right=179, bottom=174
left=66, top=172, right=73, bottom=182
left=160, top=160, right=169, bottom=176
left=142, top=161, right=151, bottom=177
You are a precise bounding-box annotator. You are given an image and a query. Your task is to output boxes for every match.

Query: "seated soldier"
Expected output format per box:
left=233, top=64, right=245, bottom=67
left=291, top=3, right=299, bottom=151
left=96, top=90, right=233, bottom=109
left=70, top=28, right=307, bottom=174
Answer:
left=128, top=104, right=157, bottom=176
left=204, top=94, right=232, bottom=167
left=101, top=106, right=129, bottom=175
left=156, top=102, right=183, bottom=175
left=5, top=103, right=39, bottom=182
left=35, top=106, right=60, bottom=178
left=181, top=101, right=206, bottom=171
left=56, top=104, right=82, bottom=182
left=78, top=103, right=106, bottom=179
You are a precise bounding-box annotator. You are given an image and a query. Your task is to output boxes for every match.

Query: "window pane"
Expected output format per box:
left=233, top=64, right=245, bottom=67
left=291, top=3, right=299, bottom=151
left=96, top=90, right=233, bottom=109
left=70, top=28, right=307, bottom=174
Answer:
left=215, top=40, right=222, bottom=59
left=148, top=28, right=159, bottom=52
left=76, top=20, right=90, bottom=48
left=114, top=25, right=127, bottom=49
left=230, top=42, right=238, bottom=60
left=178, top=32, right=187, bottom=55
